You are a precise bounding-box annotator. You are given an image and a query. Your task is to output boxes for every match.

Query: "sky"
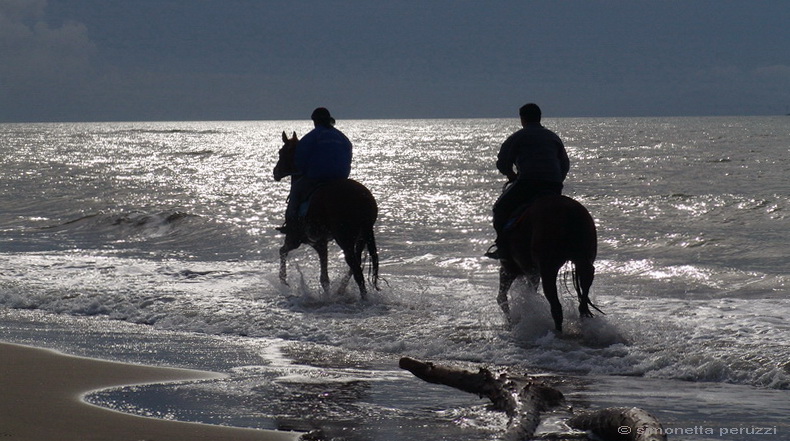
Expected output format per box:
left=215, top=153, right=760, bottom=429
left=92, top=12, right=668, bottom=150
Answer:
left=1, top=0, right=788, bottom=122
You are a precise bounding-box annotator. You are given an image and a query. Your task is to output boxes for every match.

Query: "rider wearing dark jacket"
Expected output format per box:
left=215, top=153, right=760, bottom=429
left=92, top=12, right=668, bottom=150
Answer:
left=280, top=108, right=352, bottom=245
left=486, top=103, right=570, bottom=259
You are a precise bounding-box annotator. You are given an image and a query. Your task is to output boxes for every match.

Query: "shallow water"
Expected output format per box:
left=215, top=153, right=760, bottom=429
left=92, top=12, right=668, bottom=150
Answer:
left=1, top=117, right=788, bottom=439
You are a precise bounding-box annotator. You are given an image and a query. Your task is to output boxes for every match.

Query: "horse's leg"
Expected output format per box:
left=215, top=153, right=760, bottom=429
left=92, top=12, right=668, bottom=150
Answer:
left=342, top=240, right=367, bottom=300
left=279, top=236, right=303, bottom=285
left=541, top=267, right=564, bottom=332
left=365, top=227, right=380, bottom=290
left=278, top=245, right=290, bottom=285
left=497, top=265, right=517, bottom=324
left=525, top=271, right=541, bottom=294
left=575, top=260, right=596, bottom=318
left=337, top=269, right=353, bottom=294
left=313, top=240, right=330, bottom=294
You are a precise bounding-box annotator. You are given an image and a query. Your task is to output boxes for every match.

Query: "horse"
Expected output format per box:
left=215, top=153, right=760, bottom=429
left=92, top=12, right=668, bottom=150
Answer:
left=273, top=131, right=380, bottom=299
left=496, top=194, right=600, bottom=332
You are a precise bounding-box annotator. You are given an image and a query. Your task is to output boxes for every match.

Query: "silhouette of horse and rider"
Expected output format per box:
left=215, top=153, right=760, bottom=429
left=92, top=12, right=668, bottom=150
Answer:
left=273, top=108, right=379, bottom=298
left=486, top=103, right=600, bottom=332
left=272, top=105, right=599, bottom=332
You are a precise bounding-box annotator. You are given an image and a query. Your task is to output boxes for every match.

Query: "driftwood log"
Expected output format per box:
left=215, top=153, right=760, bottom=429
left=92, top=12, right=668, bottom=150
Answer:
left=567, top=407, right=667, bottom=441
left=399, top=357, right=666, bottom=441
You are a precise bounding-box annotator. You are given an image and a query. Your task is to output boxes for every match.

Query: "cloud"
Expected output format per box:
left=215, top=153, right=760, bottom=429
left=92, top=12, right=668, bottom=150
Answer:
left=0, top=0, right=46, bottom=20
left=0, top=0, right=95, bottom=98
left=2, top=1, right=787, bottom=121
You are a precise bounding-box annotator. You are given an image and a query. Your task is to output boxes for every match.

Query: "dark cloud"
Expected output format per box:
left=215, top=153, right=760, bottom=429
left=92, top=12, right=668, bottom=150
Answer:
left=0, top=0, right=96, bottom=120
left=1, top=0, right=788, bottom=122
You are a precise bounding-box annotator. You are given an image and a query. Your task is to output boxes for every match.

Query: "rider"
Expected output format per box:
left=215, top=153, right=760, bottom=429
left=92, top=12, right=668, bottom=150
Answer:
left=279, top=107, right=353, bottom=246
left=485, top=103, right=570, bottom=259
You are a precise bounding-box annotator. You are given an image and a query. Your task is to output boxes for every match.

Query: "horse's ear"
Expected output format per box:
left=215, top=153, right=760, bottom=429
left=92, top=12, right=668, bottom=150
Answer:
left=282, top=131, right=288, bottom=142
left=292, top=131, right=297, bottom=141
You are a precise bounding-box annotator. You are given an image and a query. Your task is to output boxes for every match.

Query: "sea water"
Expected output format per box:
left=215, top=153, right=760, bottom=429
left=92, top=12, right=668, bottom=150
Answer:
left=0, top=117, right=788, bottom=440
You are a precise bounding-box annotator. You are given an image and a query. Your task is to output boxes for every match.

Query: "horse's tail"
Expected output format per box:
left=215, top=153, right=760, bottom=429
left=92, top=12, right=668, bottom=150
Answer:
left=364, top=227, right=380, bottom=290
left=565, top=198, right=601, bottom=315
left=572, top=260, right=604, bottom=315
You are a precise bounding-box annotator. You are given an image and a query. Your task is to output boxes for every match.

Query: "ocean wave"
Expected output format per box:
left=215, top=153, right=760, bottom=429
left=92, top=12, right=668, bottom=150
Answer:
left=39, top=210, right=197, bottom=237
left=1, top=251, right=788, bottom=392
left=106, top=128, right=227, bottom=135
left=24, top=209, right=266, bottom=260
left=171, top=149, right=216, bottom=157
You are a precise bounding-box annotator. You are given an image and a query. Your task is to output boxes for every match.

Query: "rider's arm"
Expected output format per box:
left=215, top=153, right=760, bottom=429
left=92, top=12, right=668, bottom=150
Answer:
left=496, top=137, right=518, bottom=182
left=557, top=138, right=570, bottom=180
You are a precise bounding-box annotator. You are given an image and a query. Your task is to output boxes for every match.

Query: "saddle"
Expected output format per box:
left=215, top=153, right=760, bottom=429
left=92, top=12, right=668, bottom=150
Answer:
left=503, top=205, right=530, bottom=232
left=296, top=182, right=326, bottom=219
left=503, top=190, right=561, bottom=232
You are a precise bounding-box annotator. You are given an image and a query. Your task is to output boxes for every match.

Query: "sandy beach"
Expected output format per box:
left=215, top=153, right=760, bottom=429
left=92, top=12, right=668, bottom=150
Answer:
left=0, top=342, right=302, bottom=441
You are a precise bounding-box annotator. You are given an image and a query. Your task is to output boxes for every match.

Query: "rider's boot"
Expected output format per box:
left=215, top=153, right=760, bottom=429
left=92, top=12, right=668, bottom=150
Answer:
left=279, top=218, right=304, bottom=248
left=484, top=234, right=509, bottom=260
left=485, top=216, right=507, bottom=259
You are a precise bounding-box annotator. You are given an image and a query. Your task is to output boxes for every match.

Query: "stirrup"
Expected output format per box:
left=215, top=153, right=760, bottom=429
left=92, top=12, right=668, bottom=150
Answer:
left=277, top=221, right=298, bottom=234
left=484, top=244, right=501, bottom=259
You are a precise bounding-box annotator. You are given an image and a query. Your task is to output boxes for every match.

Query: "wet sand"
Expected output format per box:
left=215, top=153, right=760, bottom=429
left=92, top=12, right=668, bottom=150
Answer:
left=0, top=342, right=301, bottom=441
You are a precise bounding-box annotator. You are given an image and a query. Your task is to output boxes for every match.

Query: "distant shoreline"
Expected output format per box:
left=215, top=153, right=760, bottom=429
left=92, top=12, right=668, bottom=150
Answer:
left=1, top=114, right=786, bottom=125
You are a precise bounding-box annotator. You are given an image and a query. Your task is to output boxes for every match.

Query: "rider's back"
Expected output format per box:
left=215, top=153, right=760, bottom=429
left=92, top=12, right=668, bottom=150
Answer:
left=295, top=126, right=353, bottom=180
left=497, top=123, right=568, bottom=183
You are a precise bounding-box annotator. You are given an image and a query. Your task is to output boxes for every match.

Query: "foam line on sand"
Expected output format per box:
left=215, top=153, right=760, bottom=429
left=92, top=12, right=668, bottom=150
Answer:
left=0, top=342, right=302, bottom=441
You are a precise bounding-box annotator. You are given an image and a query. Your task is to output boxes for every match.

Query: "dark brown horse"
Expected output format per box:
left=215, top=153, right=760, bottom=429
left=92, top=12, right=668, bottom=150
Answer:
left=497, top=195, right=600, bottom=332
left=273, top=132, right=379, bottom=298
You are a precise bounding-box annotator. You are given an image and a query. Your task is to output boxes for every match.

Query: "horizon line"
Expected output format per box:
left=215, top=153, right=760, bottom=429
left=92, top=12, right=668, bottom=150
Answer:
left=2, top=113, right=786, bottom=125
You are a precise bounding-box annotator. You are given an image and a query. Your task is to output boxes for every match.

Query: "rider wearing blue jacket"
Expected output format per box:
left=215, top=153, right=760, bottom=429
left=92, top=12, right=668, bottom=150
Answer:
left=280, top=108, right=353, bottom=245
left=295, top=117, right=352, bottom=181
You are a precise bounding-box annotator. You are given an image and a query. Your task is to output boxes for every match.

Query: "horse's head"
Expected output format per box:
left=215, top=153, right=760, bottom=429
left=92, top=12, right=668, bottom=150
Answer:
left=273, top=131, right=299, bottom=181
